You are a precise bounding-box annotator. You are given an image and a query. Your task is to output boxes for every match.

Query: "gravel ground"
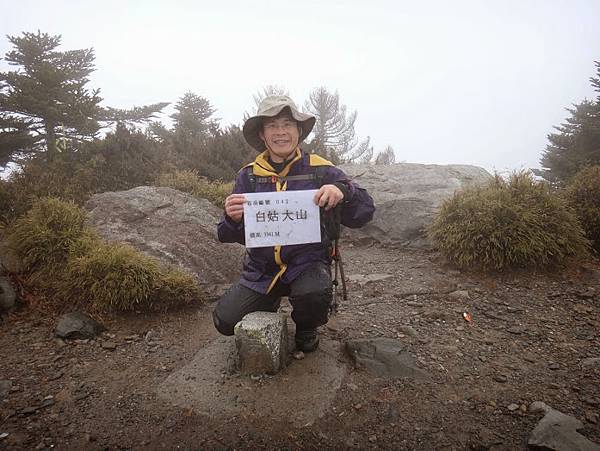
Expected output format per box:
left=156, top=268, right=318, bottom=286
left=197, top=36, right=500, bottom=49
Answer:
left=1, top=243, right=599, bottom=450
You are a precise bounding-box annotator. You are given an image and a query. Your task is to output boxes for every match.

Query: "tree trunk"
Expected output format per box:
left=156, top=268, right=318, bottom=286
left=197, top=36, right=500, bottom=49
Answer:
left=45, top=122, right=57, bottom=161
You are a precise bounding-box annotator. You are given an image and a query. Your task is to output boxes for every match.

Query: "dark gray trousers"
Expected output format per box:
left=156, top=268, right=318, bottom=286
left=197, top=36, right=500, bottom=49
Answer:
left=212, top=262, right=332, bottom=336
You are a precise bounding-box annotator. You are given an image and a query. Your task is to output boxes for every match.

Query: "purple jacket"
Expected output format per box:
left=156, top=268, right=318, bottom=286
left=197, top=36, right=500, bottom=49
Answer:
left=218, top=149, right=375, bottom=293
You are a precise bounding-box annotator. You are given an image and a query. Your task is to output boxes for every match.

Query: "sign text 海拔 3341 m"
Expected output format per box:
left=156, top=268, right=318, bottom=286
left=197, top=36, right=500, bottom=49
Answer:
left=243, top=190, right=321, bottom=248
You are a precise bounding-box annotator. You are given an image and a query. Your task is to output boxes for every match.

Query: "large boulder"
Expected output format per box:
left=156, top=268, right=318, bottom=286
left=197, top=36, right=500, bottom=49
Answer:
left=84, top=186, right=244, bottom=296
left=340, top=163, right=492, bottom=246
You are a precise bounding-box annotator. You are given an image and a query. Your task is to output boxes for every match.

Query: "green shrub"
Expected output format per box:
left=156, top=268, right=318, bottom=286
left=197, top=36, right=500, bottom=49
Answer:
left=60, top=242, right=201, bottom=311
left=1, top=153, right=103, bottom=222
left=564, top=165, right=600, bottom=253
left=428, top=171, right=589, bottom=270
left=6, top=197, right=101, bottom=282
left=155, top=169, right=232, bottom=208
left=7, top=197, right=201, bottom=311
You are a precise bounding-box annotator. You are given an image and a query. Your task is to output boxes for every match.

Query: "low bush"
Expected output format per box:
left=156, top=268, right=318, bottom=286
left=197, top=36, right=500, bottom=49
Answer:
left=6, top=197, right=100, bottom=283
left=428, top=171, right=589, bottom=270
left=7, top=197, right=202, bottom=311
left=0, top=154, right=103, bottom=223
left=59, top=242, right=201, bottom=312
left=564, top=165, right=600, bottom=253
left=155, top=170, right=232, bottom=208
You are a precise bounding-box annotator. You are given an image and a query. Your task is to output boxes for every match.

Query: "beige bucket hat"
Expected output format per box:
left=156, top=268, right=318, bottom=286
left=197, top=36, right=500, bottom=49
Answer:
left=243, top=95, right=316, bottom=151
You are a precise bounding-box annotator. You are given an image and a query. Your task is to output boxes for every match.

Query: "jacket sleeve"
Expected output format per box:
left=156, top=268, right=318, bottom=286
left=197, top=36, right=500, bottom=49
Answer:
left=217, top=169, right=248, bottom=244
left=322, top=166, right=375, bottom=229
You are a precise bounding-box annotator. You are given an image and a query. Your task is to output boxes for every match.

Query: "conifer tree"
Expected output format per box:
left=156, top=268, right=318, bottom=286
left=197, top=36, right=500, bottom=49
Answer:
left=0, top=31, right=102, bottom=162
left=539, top=61, right=600, bottom=184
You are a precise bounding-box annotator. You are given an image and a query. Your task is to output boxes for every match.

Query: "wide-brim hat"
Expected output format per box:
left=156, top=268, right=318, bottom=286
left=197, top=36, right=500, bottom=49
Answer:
left=243, top=95, right=316, bottom=151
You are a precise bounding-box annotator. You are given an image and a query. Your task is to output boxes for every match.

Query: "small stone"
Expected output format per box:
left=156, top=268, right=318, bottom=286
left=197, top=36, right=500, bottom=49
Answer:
left=397, top=325, right=418, bottom=337
left=21, top=406, right=38, bottom=415
left=580, top=357, right=600, bottom=369
left=48, top=372, right=63, bottom=381
left=585, top=411, right=598, bottom=424
left=369, top=435, right=377, bottom=443
left=55, top=312, right=106, bottom=339
left=493, top=374, right=508, bottom=383
left=455, top=326, right=465, bottom=332
left=520, top=404, right=527, bottom=413
left=354, top=403, right=362, bottom=410
left=40, top=398, right=55, bottom=408
left=0, top=276, right=17, bottom=311
left=385, top=402, right=399, bottom=421
left=101, top=341, right=117, bottom=350
left=507, top=326, right=524, bottom=335
left=478, top=355, right=487, bottom=362
left=448, top=290, right=470, bottom=301
left=292, top=351, right=305, bottom=360
left=548, top=362, right=560, bottom=370
left=346, top=383, right=359, bottom=391
left=0, top=380, right=12, bottom=400
left=576, top=288, right=595, bottom=299
left=507, top=403, right=519, bottom=411
left=529, top=401, right=551, bottom=413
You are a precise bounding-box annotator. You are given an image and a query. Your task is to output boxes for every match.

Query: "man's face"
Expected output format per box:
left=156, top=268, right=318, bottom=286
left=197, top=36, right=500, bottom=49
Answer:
left=259, top=113, right=301, bottom=162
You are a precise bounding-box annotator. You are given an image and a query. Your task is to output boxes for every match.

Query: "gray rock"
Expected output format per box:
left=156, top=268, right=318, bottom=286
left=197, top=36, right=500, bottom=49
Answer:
left=528, top=405, right=600, bottom=451
left=84, top=186, right=244, bottom=297
left=339, top=163, right=492, bottom=246
left=234, top=312, right=288, bottom=375
left=0, top=276, right=16, bottom=311
left=0, top=380, right=12, bottom=399
left=345, top=338, right=427, bottom=380
left=55, top=312, right=106, bottom=339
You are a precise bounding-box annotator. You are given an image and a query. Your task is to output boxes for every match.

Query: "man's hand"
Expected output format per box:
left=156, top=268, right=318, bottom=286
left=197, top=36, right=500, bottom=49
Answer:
left=224, top=194, right=246, bottom=223
left=314, top=184, right=344, bottom=211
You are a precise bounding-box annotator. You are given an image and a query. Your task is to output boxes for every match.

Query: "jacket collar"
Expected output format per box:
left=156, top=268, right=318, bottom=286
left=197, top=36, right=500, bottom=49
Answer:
left=253, top=147, right=302, bottom=177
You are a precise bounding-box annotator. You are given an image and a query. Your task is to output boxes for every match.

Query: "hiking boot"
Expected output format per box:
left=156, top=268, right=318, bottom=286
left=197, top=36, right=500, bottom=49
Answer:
left=295, top=329, right=319, bottom=353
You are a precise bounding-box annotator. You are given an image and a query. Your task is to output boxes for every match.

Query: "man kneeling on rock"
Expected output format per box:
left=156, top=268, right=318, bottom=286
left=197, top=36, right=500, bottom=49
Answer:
left=213, top=95, right=375, bottom=352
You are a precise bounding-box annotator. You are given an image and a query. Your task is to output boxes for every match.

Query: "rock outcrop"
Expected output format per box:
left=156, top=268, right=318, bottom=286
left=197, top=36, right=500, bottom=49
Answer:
left=84, top=186, right=244, bottom=296
left=340, top=163, right=492, bottom=246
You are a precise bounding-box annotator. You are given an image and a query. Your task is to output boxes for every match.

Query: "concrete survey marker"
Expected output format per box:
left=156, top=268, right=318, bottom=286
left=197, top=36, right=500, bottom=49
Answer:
left=157, top=336, right=347, bottom=427
left=234, top=312, right=288, bottom=375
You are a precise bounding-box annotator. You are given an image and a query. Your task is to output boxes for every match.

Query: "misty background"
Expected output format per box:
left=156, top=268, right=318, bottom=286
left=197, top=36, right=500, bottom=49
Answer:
left=1, top=0, right=599, bottom=173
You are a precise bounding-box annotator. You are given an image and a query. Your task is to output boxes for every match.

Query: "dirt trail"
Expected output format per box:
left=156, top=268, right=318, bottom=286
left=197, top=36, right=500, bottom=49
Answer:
left=1, top=244, right=599, bottom=450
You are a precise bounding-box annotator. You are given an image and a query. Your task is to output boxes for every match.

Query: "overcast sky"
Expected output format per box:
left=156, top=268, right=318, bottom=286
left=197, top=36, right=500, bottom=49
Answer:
left=1, top=0, right=599, bottom=173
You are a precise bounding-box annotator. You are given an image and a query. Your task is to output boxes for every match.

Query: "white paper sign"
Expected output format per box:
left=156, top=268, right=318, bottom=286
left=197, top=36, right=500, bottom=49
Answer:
left=243, top=190, right=321, bottom=248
